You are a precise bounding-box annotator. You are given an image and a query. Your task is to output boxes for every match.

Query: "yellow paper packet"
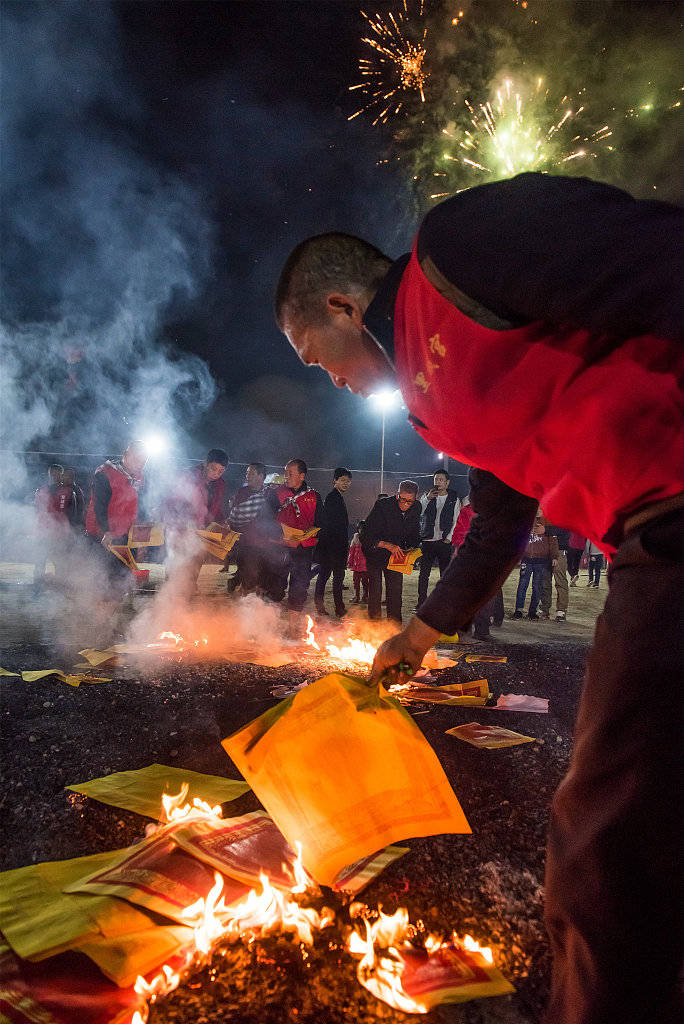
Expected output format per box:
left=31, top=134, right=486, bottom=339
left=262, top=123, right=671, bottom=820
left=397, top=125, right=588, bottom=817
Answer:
left=386, top=547, right=422, bottom=574
left=76, top=923, right=193, bottom=989
left=0, top=850, right=157, bottom=962
left=223, top=672, right=471, bottom=887
left=66, top=763, right=249, bottom=819
left=446, top=722, right=535, bottom=748
left=128, top=522, right=165, bottom=547
left=280, top=523, right=320, bottom=546
left=0, top=667, right=20, bottom=677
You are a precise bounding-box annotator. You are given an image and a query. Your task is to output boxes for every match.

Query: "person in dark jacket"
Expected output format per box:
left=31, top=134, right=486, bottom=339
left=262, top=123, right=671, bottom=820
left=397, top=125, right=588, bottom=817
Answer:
left=512, top=511, right=559, bottom=619
left=540, top=521, right=570, bottom=620
left=417, top=469, right=460, bottom=607
left=362, top=481, right=421, bottom=623
left=314, top=467, right=352, bottom=618
left=62, top=467, right=85, bottom=530
left=275, top=172, right=683, bottom=1024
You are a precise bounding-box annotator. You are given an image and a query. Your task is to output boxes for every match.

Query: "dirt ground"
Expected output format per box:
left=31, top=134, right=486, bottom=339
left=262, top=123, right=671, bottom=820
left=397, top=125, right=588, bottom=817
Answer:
left=0, top=562, right=605, bottom=1023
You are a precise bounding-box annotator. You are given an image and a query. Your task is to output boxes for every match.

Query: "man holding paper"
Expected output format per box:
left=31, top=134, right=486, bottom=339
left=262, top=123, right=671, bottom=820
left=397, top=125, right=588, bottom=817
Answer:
left=265, top=459, right=323, bottom=625
left=361, top=482, right=421, bottom=623
left=275, top=172, right=683, bottom=1024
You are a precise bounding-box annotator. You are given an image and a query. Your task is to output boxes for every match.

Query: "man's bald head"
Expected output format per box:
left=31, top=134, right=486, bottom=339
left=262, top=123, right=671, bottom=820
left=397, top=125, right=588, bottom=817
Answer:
left=275, top=232, right=391, bottom=330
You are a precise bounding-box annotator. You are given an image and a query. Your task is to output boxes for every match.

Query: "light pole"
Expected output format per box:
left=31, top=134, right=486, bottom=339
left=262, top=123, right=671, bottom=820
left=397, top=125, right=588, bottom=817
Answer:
left=371, top=390, right=399, bottom=494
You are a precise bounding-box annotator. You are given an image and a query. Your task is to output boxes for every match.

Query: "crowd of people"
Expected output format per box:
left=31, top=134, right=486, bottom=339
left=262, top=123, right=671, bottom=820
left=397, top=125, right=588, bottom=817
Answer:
left=33, top=449, right=597, bottom=634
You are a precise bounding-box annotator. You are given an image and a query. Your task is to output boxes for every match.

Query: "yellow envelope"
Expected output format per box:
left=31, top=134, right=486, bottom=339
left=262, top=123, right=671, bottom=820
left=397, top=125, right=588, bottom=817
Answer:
left=76, top=923, right=193, bottom=988
left=223, top=672, right=471, bottom=887
left=0, top=850, right=157, bottom=962
left=66, top=763, right=250, bottom=819
left=127, top=522, right=165, bottom=547
left=107, top=545, right=139, bottom=571
left=20, top=669, right=80, bottom=688
left=196, top=527, right=240, bottom=560
left=280, top=524, right=320, bottom=546
left=386, top=547, right=422, bottom=574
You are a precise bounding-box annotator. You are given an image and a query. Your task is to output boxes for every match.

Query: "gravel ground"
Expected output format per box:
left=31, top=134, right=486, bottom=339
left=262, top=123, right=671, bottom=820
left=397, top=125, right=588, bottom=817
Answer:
left=0, top=565, right=593, bottom=1024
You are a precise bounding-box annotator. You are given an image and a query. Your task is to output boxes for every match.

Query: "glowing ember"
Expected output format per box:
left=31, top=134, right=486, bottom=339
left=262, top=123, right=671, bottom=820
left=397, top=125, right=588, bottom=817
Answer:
left=146, top=631, right=209, bottom=652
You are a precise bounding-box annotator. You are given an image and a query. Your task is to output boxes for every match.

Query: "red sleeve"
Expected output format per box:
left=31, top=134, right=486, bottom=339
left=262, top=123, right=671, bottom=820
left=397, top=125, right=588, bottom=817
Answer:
left=207, top=478, right=226, bottom=524
left=451, top=505, right=475, bottom=550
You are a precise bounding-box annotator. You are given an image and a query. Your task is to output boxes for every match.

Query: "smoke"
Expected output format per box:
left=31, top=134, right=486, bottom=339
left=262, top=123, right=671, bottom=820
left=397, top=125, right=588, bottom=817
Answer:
left=0, top=2, right=217, bottom=644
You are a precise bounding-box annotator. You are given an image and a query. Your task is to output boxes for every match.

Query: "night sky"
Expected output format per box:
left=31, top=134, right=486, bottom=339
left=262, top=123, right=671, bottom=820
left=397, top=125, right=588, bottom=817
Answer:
left=2, top=1, right=682, bottom=489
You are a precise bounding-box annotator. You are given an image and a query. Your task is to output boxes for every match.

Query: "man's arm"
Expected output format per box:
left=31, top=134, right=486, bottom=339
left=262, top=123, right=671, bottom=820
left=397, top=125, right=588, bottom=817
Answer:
left=370, top=471, right=537, bottom=681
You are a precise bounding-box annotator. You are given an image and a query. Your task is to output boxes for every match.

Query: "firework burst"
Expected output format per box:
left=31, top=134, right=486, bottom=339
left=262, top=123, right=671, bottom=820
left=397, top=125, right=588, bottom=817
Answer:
left=433, top=76, right=614, bottom=197
left=349, top=0, right=429, bottom=126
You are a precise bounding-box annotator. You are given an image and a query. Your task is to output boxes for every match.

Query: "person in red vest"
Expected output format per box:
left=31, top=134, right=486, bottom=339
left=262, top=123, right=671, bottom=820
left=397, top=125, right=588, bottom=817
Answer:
left=33, top=464, right=73, bottom=585
left=163, top=449, right=228, bottom=529
left=264, top=458, right=322, bottom=630
left=85, top=441, right=147, bottom=594
left=275, top=172, right=683, bottom=1024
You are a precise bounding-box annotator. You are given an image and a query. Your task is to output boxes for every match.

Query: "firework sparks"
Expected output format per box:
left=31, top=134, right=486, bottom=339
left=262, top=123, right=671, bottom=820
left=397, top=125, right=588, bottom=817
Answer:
left=349, top=0, right=428, bottom=126
left=434, top=77, right=615, bottom=196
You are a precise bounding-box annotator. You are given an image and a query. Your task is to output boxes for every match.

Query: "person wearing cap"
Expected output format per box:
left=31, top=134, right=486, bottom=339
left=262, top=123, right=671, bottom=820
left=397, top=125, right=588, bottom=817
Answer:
left=274, top=172, right=683, bottom=1024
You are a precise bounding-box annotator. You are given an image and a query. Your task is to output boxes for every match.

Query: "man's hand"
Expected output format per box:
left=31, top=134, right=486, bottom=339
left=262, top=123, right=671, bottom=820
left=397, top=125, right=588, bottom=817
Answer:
left=369, top=616, right=441, bottom=685
left=378, top=541, right=404, bottom=557
left=552, top=558, right=558, bottom=568
left=101, top=531, right=116, bottom=547
left=426, top=487, right=439, bottom=499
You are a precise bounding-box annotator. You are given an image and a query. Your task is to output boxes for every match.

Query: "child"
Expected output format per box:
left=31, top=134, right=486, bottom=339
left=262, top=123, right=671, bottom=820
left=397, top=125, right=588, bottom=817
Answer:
left=513, top=511, right=559, bottom=620
left=347, top=521, right=369, bottom=604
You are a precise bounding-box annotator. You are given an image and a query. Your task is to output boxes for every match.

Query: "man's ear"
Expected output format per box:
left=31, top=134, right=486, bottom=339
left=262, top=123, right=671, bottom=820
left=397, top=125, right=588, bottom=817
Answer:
left=326, top=293, right=364, bottom=325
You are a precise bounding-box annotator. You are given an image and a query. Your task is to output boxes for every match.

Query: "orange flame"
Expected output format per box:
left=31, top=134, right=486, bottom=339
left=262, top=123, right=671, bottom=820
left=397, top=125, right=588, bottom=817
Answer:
left=304, top=615, right=320, bottom=651
left=160, top=783, right=223, bottom=825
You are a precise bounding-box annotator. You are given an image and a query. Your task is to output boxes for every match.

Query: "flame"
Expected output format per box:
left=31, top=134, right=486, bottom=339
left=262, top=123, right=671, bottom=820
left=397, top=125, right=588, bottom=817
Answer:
left=304, top=615, right=320, bottom=650
left=325, top=636, right=377, bottom=666
left=160, top=783, right=223, bottom=824
left=348, top=909, right=496, bottom=1012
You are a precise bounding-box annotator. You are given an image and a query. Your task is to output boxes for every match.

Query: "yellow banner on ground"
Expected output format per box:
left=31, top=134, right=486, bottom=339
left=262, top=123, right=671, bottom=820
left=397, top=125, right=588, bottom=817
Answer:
left=223, top=672, right=471, bottom=887
left=66, top=763, right=249, bottom=819
left=386, top=547, right=422, bottom=574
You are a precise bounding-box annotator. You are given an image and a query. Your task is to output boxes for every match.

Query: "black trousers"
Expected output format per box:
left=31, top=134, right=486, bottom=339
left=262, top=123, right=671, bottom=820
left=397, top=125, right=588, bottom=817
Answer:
left=417, top=539, right=453, bottom=606
left=544, top=510, right=683, bottom=1024
left=314, top=552, right=347, bottom=614
left=567, top=546, right=583, bottom=578
left=266, top=545, right=314, bottom=612
left=367, top=557, right=404, bottom=623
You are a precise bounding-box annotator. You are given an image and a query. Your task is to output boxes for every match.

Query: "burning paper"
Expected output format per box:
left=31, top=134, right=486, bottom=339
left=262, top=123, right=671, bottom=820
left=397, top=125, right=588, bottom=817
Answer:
left=0, top=943, right=148, bottom=1024
left=64, top=826, right=253, bottom=925
left=446, top=723, right=536, bottom=748
left=394, top=678, right=491, bottom=706
left=489, top=693, right=549, bottom=713
left=66, top=764, right=249, bottom=819
left=348, top=908, right=513, bottom=1011
left=386, top=547, right=422, bottom=574
left=223, top=672, right=470, bottom=886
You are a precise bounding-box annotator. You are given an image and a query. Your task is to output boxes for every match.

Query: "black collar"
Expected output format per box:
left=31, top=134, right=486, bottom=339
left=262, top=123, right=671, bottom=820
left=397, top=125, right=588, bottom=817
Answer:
left=362, top=253, right=410, bottom=367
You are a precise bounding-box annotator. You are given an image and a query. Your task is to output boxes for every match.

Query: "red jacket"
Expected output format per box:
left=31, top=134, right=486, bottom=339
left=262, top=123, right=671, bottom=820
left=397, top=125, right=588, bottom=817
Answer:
left=35, top=485, right=72, bottom=531
left=451, top=503, right=474, bottom=551
left=163, top=466, right=226, bottom=528
left=85, top=462, right=139, bottom=539
left=272, top=483, right=320, bottom=548
left=394, top=246, right=684, bottom=555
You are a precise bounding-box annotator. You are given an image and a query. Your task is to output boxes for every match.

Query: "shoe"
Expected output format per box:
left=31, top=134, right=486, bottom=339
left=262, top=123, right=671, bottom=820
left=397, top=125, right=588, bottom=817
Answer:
left=473, top=630, right=491, bottom=640
left=541, top=613, right=550, bottom=620
left=511, top=610, right=523, bottom=620
left=528, top=612, right=539, bottom=620
left=351, top=596, right=360, bottom=604
left=335, top=607, right=347, bottom=619
left=493, top=616, right=504, bottom=627
left=570, top=576, right=578, bottom=587
left=556, top=611, right=566, bottom=621
left=315, top=606, right=330, bottom=618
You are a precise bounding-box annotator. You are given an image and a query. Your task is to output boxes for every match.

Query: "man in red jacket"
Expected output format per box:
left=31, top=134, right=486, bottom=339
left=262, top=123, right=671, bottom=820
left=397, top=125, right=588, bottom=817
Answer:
left=85, top=441, right=147, bottom=595
left=264, top=458, right=322, bottom=630
left=275, top=173, right=683, bottom=1024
